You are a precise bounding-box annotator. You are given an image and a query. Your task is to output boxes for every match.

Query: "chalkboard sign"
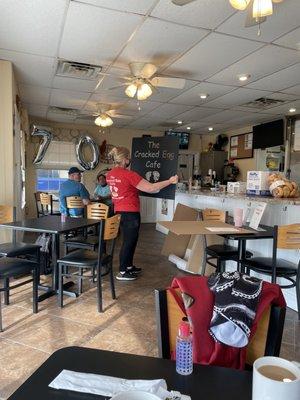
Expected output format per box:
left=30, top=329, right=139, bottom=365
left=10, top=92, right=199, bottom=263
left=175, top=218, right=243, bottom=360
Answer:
left=131, top=136, right=179, bottom=200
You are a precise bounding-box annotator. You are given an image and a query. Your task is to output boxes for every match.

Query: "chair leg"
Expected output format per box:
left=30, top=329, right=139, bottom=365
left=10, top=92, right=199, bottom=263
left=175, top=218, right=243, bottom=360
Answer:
left=32, top=267, right=38, bottom=314
left=296, top=270, right=300, bottom=320
left=96, top=264, right=103, bottom=313
left=58, top=264, right=64, bottom=308
left=220, top=260, right=226, bottom=273
left=216, top=258, right=222, bottom=273
left=92, top=266, right=96, bottom=283
left=0, top=290, right=3, bottom=332
left=3, top=278, right=9, bottom=305
left=78, top=268, right=83, bottom=295
left=109, top=263, right=116, bottom=300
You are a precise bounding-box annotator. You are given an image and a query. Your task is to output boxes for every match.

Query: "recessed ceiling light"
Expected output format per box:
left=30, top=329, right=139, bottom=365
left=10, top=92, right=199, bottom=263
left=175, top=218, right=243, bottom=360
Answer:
left=177, top=120, right=183, bottom=125
left=289, top=107, right=296, bottom=113
left=186, top=126, right=191, bottom=130
left=199, top=93, right=208, bottom=99
left=208, top=127, right=213, bottom=131
left=238, top=74, right=250, bottom=82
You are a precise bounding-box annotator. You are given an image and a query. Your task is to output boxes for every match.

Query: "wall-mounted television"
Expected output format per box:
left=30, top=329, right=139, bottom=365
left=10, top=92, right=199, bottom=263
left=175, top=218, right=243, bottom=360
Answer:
left=253, top=119, right=284, bottom=149
left=165, top=130, right=189, bottom=150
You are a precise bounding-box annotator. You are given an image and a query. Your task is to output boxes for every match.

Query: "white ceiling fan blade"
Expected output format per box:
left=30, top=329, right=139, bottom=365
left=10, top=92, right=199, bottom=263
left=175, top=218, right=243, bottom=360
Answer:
left=107, top=111, right=133, bottom=119
left=172, top=0, right=197, bottom=5
left=150, top=76, right=186, bottom=89
left=129, top=62, right=157, bottom=78
left=245, top=0, right=266, bottom=27
left=108, top=83, right=129, bottom=90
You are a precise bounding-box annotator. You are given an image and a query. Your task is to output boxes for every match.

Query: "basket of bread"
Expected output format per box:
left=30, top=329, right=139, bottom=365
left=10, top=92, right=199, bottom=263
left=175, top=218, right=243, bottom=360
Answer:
left=268, top=173, right=299, bottom=198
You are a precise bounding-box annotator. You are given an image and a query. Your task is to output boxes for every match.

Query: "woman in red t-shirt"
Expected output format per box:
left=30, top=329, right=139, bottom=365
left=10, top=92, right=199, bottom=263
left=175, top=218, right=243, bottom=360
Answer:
left=107, top=146, right=178, bottom=281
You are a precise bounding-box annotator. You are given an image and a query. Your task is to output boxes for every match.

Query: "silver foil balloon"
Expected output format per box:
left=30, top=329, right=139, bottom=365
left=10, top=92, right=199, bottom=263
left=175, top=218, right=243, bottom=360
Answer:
left=76, top=135, right=99, bottom=170
left=31, top=125, right=53, bottom=164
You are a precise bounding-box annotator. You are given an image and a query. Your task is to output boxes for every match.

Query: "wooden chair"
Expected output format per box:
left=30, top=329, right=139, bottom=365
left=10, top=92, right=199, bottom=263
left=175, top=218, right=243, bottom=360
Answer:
left=66, top=196, right=84, bottom=212
left=244, top=224, right=300, bottom=319
left=201, top=208, right=252, bottom=275
left=155, top=288, right=286, bottom=368
left=64, top=203, right=109, bottom=253
left=0, top=205, right=41, bottom=305
left=58, top=214, right=121, bottom=312
left=39, top=193, right=60, bottom=217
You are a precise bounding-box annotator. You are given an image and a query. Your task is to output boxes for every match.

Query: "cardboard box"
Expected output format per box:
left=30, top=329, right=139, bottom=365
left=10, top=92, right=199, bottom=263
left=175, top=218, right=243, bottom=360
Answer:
left=227, top=181, right=247, bottom=194
left=246, top=171, right=270, bottom=196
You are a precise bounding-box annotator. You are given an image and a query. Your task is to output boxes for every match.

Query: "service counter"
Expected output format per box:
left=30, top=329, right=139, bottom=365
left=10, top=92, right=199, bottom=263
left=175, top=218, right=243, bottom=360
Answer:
left=152, top=189, right=300, bottom=311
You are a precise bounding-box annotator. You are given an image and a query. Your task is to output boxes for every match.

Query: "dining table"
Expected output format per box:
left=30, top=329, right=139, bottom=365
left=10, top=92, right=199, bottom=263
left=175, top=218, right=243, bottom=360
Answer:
left=0, top=215, right=100, bottom=301
left=8, top=346, right=253, bottom=400
left=159, top=220, right=274, bottom=272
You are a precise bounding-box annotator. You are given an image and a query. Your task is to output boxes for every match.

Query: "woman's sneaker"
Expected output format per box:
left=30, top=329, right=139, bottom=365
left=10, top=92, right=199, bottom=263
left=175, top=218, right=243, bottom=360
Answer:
left=116, top=271, right=137, bottom=281
left=127, top=266, right=142, bottom=274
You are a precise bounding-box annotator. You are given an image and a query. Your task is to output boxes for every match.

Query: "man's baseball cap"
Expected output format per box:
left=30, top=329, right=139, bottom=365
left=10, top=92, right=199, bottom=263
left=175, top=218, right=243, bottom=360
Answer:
left=68, top=167, right=83, bottom=175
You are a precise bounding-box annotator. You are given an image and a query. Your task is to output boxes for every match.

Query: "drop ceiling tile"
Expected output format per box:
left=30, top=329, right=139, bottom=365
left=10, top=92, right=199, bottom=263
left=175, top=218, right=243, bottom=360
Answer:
left=116, top=17, right=209, bottom=69
left=24, top=104, right=48, bottom=119
left=59, top=2, right=143, bottom=65
left=170, top=82, right=235, bottom=106
left=246, top=63, right=300, bottom=91
left=0, top=50, right=56, bottom=86
left=50, top=89, right=90, bottom=109
left=163, top=33, right=263, bottom=81
left=149, top=79, right=199, bottom=102
left=88, top=92, right=129, bottom=107
left=77, top=0, right=156, bottom=15
left=274, top=27, right=300, bottom=50
left=199, top=109, right=256, bottom=124
left=112, top=99, right=162, bottom=117
left=281, top=84, right=300, bottom=96
left=18, top=84, right=51, bottom=106
left=0, top=0, right=67, bottom=56
left=207, top=45, right=300, bottom=87
left=151, top=0, right=236, bottom=30
left=217, top=0, right=300, bottom=43
left=74, top=118, right=95, bottom=126
left=175, top=106, right=221, bottom=122
left=146, top=103, right=194, bottom=119
left=127, top=117, right=155, bottom=129
left=205, top=88, right=272, bottom=108
left=52, top=76, right=97, bottom=93
left=47, top=113, right=77, bottom=123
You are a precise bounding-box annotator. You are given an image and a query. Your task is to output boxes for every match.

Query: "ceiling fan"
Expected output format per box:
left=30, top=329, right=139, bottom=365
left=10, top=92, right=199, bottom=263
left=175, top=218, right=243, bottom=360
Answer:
left=79, top=103, right=133, bottom=127
left=172, top=0, right=285, bottom=35
left=111, top=62, right=186, bottom=100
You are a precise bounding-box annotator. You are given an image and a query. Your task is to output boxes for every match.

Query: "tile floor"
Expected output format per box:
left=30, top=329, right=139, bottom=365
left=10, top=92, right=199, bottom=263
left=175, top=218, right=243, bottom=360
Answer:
left=0, top=224, right=299, bottom=399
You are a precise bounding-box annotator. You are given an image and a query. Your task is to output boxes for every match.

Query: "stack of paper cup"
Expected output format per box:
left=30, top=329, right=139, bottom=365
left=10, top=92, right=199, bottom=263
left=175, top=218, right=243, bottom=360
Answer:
left=234, top=208, right=243, bottom=228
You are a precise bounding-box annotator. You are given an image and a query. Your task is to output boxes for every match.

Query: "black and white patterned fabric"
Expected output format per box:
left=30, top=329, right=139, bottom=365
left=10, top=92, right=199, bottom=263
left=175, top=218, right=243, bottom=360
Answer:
left=207, top=271, right=263, bottom=348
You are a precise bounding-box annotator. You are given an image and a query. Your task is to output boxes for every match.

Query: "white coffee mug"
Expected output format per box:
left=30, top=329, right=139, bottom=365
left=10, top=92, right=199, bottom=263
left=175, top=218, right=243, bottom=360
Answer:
left=253, top=356, right=300, bottom=400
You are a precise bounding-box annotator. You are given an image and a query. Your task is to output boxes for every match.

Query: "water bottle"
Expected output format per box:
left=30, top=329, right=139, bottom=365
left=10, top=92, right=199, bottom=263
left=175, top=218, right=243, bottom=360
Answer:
left=176, top=319, right=193, bottom=375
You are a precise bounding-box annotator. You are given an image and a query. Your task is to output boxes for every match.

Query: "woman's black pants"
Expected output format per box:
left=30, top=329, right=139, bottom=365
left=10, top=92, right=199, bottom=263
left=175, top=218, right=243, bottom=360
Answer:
left=118, top=212, right=141, bottom=272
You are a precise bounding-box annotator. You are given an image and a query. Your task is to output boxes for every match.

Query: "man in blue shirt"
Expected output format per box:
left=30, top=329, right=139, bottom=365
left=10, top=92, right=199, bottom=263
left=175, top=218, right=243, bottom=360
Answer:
left=59, top=167, right=90, bottom=217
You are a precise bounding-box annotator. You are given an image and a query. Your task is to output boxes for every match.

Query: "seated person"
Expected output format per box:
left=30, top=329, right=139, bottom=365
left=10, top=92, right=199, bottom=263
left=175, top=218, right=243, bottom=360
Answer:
left=59, top=167, right=90, bottom=217
left=94, top=173, right=112, bottom=207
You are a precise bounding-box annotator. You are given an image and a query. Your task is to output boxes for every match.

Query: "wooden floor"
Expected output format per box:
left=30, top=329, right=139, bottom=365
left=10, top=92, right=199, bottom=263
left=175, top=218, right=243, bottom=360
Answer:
left=0, top=224, right=299, bottom=399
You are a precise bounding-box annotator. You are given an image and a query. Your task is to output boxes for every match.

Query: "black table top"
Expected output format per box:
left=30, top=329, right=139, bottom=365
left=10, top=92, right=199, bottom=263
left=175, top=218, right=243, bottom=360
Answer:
left=222, top=224, right=274, bottom=240
left=0, top=216, right=100, bottom=234
left=8, top=347, right=252, bottom=400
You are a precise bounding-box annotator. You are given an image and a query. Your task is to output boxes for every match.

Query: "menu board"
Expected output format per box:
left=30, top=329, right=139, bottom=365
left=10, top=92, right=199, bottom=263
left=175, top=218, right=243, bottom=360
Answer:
left=230, top=132, right=253, bottom=159
left=131, top=136, right=179, bottom=199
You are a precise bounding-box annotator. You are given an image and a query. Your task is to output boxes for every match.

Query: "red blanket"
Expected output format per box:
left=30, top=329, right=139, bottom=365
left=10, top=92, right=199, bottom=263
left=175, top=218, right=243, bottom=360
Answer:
left=170, top=275, right=286, bottom=370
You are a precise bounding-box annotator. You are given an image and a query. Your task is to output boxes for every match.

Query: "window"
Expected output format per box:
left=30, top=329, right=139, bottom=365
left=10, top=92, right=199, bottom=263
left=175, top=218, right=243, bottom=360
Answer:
left=36, top=169, right=68, bottom=193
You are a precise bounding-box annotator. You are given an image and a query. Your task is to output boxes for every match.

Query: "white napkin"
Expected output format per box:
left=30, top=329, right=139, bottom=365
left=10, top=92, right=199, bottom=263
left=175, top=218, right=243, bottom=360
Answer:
left=49, top=370, right=173, bottom=399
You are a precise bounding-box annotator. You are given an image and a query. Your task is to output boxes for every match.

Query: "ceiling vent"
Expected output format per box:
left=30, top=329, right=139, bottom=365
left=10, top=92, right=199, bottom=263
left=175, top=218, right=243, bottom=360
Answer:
left=241, top=97, right=288, bottom=109
left=48, top=106, right=79, bottom=116
left=56, top=59, right=102, bottom=80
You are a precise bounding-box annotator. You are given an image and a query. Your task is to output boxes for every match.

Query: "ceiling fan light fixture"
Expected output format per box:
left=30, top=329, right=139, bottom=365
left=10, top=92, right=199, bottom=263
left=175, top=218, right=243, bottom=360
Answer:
left=229, top=0, right=251, bottom=10
left=253, top=0, right=273, bottom=18
left=95, top=114, right=113, bottom=127
left=125, top=84, right=137, bottom=98
left=137, top=83, right=152, bottom=100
